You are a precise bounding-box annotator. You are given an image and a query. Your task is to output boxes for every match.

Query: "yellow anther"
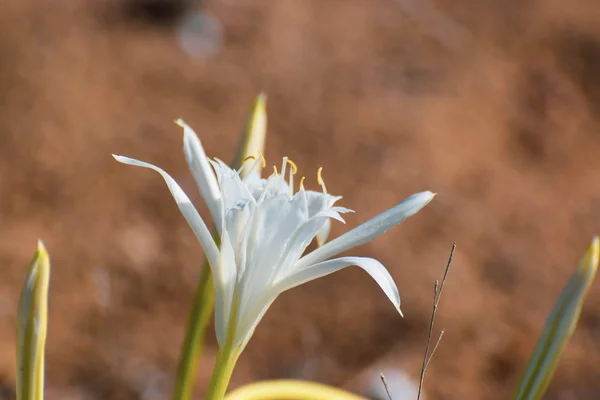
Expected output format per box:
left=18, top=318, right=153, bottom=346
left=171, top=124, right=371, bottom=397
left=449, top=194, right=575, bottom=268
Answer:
left=243, top=155, right=256, bottom=163
left=273, top=165, right=279, bottom=178
left=286, top=159, right=298, bottom=174
left=299, top=176, right=306, bottom=190
left=317, top=167, right=324, bottom=185
left=257, top=150, right=267, bottom=168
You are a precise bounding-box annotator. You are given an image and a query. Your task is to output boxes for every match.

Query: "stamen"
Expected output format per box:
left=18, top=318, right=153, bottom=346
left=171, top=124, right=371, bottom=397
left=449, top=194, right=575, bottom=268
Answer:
left=273, top=165, right=279, bottom=178
left=299, top=176, right=306, bottom=190
left=317, top=167, right=327, bottom=196
left=286, top=159, right=298, bottom=174
left=281, top=157, right=288, bottom=177
left=240, top=155, right=263, bottom=179
left=288, top=168, right=294, bottom=197
left=317, top=167, right=324, bottom=185
left=257, top=151, right=267, bottom=168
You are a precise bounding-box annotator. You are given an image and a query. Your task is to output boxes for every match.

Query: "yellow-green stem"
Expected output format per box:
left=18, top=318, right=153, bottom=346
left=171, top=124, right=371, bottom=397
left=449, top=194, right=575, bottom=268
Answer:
left=205, top=295, right=241, bottom=400
left=173, top=263, right=215, bottom=400
left=205, top=343, right=241, bottom=399
left=223, top=380, right=368, bottom=400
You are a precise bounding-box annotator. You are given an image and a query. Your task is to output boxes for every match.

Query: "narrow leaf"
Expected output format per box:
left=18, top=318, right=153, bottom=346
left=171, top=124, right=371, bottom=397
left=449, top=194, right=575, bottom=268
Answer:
left=17, top=241, right=51, bottom=400
left=514, top=236, right=599, bottom=400
left=232, top=93, right=267, bottom=178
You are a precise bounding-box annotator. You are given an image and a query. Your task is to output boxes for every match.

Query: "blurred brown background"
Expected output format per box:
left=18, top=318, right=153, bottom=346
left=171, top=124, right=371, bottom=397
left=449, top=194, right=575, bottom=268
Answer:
left=2, top=0, right=600, bottom=399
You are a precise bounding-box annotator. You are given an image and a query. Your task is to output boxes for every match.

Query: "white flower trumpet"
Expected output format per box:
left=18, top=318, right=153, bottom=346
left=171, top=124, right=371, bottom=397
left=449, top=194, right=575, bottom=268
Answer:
left=113, top=120, right=435, bottom=352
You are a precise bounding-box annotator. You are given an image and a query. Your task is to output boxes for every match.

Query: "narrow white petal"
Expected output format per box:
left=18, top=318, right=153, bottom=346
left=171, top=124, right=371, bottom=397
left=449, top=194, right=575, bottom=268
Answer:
left=306, top=191, right=342, bottom=216
left=316, top=218, right=331, bottom=247
left=214, top=228, right=240, bottom=346
left=178, top=119, right=223, bottom=228
left=239, top=193, right=306, bottom=292
left=209, top=158, right=256, bottom=211
left=295, top=191, right=435, bottom=269
left=277, top=256, right=402, bottom=315
left=233, top=289, right=280, bottom=349
left=112, top=155, right=221, bottom=270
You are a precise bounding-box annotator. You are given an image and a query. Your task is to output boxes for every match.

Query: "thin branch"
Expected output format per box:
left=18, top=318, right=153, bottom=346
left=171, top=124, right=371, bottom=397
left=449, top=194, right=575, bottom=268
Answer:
left=424, top=329, right=445, bottom=370
left=380, top=373, right=393, bottom=400
left=417, top=242, right=456, bottom=400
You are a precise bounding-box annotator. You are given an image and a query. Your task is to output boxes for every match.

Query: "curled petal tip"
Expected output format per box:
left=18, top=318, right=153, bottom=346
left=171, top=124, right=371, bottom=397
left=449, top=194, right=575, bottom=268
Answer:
left=112, top=154, right=133, bottom=165
left=175, top=118, right=186, bottom=128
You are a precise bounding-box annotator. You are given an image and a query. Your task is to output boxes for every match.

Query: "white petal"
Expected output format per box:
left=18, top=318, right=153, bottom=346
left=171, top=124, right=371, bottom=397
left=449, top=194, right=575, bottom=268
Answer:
left=277, top=256, right=402, bottom=315
left=316, top=218, right=331, bottom=247
left=242, top=172, right=266, bottom=200
left=273, top=214, right=331, bottom=279
left=112, top=155, right=220, bottom=273
left=295, top=191, right=435, bottom=269
left=306, top=190, right=342, bottom=216
left=209, top=158, right=256, bottom=212
left=239, top=193, right=306, bottom=296
left=233, top=289, right=280, bottom=349
left=214, top=227, right=240, bottom=346
left=179, top=119, right=223, bottom=228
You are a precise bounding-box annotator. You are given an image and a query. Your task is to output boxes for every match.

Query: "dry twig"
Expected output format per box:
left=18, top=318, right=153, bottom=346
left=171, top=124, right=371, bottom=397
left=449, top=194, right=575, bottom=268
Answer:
left=380, top=373, right=393, bottom=400
left=417, top=243, right=456, bottom=400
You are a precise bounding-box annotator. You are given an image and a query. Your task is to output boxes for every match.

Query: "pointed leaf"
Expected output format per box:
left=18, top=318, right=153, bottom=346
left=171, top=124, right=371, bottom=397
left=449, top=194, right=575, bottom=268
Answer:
left=232, top=93, right=267, bottom=178
left=17, top=241, right=51, bottom=400
left=514, top=236, right=600, bottom=400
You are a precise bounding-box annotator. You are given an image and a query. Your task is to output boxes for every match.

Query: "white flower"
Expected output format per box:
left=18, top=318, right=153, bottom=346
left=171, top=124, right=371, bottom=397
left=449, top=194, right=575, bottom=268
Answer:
left=113, top=120, right=435, bottom=351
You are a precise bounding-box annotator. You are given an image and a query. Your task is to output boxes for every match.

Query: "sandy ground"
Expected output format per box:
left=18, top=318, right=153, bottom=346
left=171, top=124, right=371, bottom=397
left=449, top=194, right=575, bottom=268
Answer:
left=1, top=0, right=600, bottom=398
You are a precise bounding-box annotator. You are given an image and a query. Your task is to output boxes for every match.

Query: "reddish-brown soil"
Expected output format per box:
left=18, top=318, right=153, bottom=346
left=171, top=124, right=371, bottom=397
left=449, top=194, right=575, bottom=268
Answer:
left=2, top=0, right=600, bottom=399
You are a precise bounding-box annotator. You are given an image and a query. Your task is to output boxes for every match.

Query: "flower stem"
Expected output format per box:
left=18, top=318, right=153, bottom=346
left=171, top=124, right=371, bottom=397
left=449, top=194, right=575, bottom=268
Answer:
left=172, top=263, right=215, bottom=400
left=206, top=289, right=241, bottom=399
left=223, top=380, right=367, bottom=400
left=205, top=333, right=241, bottom=399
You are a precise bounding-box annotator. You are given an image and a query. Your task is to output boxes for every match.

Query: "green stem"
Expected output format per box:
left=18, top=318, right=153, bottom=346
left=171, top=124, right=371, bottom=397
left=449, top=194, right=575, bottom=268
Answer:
left=224, top=380, right=367, bottom=400
left=205, top=297, right=241, bottom=400
left=172, top=264, right=215, bottom=400
left=205, top=342, right=241, bottom=400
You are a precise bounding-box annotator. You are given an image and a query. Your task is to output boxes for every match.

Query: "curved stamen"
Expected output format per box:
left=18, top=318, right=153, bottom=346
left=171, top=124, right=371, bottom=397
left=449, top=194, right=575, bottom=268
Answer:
left=240, top=155, right=264, bottom=181
left=317, top=167, right=323, bottom=185
left=286, top=159, right=298, bottom=175
left=257, top=151, right=267, bottom=168
left=286, top=159, right=298, bottom=197
left=288, top=168, right=294, bottom=198
left=317, top=167, right=328, bottom=194
left=317, top=167, right=327, bottom=194
left=317, top=167, right=328, bottom=210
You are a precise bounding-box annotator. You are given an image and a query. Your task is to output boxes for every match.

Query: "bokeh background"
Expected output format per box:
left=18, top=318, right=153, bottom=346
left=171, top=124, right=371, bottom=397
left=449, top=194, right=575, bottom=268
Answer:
left=2, top=0, right=600, bottom=398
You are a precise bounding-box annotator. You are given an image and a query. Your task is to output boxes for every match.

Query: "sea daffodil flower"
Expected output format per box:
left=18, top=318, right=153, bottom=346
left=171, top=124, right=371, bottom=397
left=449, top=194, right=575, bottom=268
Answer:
left=113, top=120, right=434, bottom=353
